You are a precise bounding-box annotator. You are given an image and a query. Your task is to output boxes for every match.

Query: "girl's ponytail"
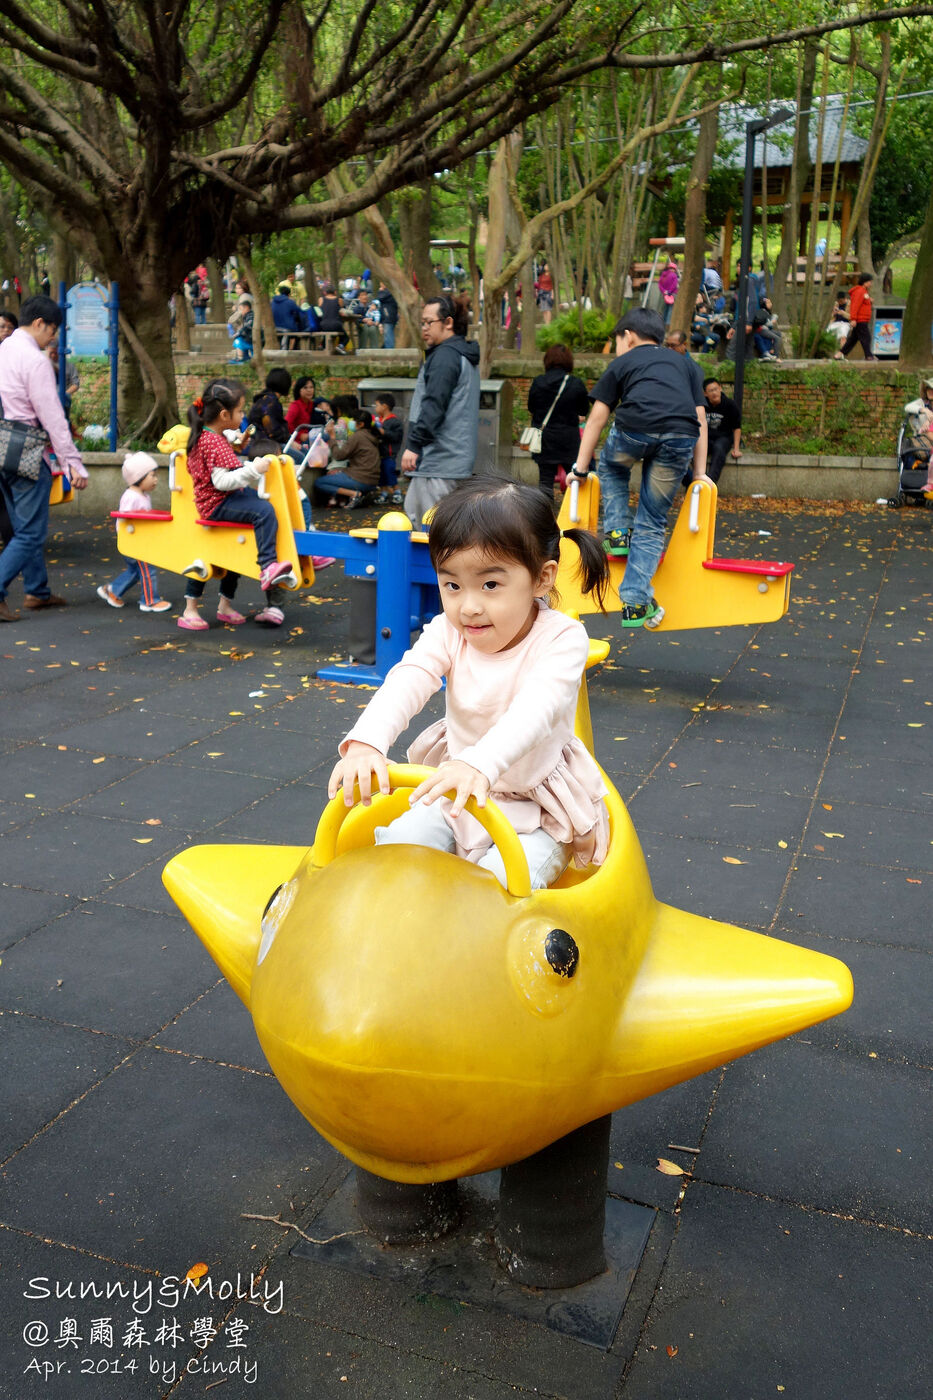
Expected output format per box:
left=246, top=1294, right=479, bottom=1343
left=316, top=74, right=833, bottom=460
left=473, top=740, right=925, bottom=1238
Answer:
left=561, top=528, right=610, bottom=612
left=186, top=395, right=206, bottom=453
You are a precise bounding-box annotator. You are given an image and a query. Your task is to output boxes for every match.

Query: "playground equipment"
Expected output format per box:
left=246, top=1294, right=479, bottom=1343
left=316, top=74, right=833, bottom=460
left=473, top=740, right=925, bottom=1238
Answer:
left=111, top=443, right=315, bottom=592
left=49, top=472, right=73, bottom=506
left=557, top=474, right=794, bottom=629
left=165, top=768, right=851, bottom=1188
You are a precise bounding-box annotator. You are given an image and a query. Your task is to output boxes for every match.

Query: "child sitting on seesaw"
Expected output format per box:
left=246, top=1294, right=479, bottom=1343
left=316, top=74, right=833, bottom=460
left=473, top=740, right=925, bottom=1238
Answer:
left=97, top=452, right=173, bottom=613
left=178, top=378, right=293, bottom=631
left=328, top=476, right=611, bottom=890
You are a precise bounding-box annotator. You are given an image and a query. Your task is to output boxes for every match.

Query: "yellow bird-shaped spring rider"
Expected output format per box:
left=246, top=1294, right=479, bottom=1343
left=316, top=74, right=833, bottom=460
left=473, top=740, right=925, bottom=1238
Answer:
left=165, top=708, right=852, bottom=1184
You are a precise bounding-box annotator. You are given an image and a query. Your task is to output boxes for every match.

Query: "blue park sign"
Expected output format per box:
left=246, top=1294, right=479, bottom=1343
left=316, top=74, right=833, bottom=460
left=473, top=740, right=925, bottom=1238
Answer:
left=66, top=282, right=111, bottom=356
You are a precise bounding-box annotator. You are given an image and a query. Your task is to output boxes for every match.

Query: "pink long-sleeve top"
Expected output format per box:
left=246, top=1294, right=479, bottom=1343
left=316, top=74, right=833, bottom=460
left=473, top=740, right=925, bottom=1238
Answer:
left=340, top=602, right=609, bottom=865
left=0, top=328, right=86, bottom=479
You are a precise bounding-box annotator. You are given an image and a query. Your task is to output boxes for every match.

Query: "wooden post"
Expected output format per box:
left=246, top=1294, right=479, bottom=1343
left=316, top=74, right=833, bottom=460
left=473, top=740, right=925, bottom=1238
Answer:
left=840, top=189, right=852, bottom=256
left=722, top=208, right=735, bottom=286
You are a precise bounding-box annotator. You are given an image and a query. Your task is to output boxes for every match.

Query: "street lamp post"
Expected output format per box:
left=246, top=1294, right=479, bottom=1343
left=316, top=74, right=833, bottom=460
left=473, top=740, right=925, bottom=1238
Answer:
left=733, top=109, right=794, bottom=416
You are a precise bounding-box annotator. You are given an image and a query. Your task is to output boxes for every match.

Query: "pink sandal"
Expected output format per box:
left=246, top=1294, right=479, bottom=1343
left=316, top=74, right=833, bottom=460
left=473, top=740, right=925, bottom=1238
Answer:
left=311, top=555, right=336, bottom=569
left=217, top=608, right=246, bottom=625
left=254, top=605, right=284, bottom=626
left=177, top=615, right=209, bottom=631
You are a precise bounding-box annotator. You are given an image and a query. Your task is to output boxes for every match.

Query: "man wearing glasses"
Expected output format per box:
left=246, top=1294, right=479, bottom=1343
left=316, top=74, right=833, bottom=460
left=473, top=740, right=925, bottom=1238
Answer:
left=0, top=296, right=88, bottom=622
left=400, top=295, right=479, bottom=528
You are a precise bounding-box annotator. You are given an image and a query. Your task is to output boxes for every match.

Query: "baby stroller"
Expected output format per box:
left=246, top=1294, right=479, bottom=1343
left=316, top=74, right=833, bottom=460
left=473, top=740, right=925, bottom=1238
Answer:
left=889, top=401, right=933, bottom=507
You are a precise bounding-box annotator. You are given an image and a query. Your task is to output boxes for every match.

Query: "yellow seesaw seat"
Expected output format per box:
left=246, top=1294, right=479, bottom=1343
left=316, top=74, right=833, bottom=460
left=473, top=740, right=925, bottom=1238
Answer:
left=557, top=474, right=793, bottom=630
left=109, top=428, right=314, bottom=589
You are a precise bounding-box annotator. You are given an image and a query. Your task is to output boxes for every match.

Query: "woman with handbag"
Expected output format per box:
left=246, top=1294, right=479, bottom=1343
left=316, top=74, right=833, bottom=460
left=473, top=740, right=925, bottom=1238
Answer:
left=524, top=345, right=591, bottom=505
left=0, top=295, right=87, bottom=622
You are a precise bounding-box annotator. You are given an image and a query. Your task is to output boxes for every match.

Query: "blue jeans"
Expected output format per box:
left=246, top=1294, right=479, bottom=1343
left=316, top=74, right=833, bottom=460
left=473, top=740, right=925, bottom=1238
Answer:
left=597, top=424, right=696, bottom=607
left=193, top=305, right=206, bottom=324
left=209, top=489, right=278, bottom=567
left=314, top=471, right=369, bottom=501
left=110, top=557, right=162, bottom=605
left=0, top=460, right=52, bottom=601
left=382, top=323, right=396, bottom=349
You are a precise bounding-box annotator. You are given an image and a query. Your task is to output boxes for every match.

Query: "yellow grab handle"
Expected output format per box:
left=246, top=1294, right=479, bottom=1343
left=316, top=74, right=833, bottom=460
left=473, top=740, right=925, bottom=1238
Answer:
left=310, top=763, right=532, bottom=898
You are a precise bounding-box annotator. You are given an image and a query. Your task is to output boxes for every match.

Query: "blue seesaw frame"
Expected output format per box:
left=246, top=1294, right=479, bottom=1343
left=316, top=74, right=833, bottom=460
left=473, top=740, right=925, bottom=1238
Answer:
left=293, top=522, right=440, bottom=685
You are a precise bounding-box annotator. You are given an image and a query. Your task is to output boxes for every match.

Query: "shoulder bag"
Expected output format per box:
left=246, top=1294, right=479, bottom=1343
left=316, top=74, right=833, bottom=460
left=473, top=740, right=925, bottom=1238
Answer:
left=520, top=374, right=569, bottom=454
left=0, top=393, right=47, bottom=484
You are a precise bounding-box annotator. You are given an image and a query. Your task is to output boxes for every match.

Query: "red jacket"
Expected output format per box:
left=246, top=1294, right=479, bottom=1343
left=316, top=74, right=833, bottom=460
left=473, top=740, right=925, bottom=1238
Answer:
left=849, top=284, right=872, bottom=323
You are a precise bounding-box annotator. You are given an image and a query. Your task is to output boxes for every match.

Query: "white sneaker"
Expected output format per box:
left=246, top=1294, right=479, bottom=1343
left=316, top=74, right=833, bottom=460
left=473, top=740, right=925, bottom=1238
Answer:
left=139, top=599, right=172, bottom=613
left=96, top=584, right=124, bottom=608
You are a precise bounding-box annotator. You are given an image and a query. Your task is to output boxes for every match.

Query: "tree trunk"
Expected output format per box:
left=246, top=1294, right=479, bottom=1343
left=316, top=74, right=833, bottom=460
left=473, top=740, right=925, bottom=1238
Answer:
left=116, top=287, right=179, bottom=439
left=50, top=232, right=77, bottom=295
left=240, top=245, right=275, bottom=362
left=671, top=93, right=719, bottom=334
left=772, top=41, right=818, bottom=322
left=207, top=256, right=226, bottom=321
left=900, top=180, right=933, bottom=367
left=399, top=180, right=441, bottom=297
left=855, top=204, right=873, bottom=274
left=520, top=256, right=536, bottom=356
left=174, top=287, right=191, bottom=353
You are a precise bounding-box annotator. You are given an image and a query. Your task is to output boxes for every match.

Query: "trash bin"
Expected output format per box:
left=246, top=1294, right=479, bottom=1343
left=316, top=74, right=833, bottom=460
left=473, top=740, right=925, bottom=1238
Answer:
left=478, top=379, right=513, bottom=474
left=358, top=376, right=513, bottom=474
left=871, top=307, right=903, bottom=359
left=356, top=377, right=418, bottom=427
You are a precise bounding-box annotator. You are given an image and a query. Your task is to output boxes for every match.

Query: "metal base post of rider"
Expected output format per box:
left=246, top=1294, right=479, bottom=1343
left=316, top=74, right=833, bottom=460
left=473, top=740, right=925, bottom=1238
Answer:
left=355, top=1169, right=461, bottom=1245
left=496, top=1114, right=612, bottom=1288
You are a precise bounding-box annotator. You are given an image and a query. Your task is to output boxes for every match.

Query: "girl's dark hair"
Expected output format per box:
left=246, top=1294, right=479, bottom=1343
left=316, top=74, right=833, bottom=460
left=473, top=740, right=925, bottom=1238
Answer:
left=857, top=272, right=873, bottom=286
left=424, top=293, right=469, bottom=338
left=265, top=367, right=292, bottom=395
left=374, top=390, right=395, bottom=410
left=292, top=375, right=315, bottom=400
left=333, top=394, right=359, bottom=417
left=187, top=377, right=246, bottom=452
left=543, top=343, right=574, bottom=372
left=428, top=477, right=609, bottom=611
left=356, top=410, right=381, bottom=441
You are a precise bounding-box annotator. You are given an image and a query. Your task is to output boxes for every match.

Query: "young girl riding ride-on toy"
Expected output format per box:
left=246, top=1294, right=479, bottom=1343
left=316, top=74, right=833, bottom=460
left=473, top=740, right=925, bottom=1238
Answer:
left=329, top=477, right=611, bottom=890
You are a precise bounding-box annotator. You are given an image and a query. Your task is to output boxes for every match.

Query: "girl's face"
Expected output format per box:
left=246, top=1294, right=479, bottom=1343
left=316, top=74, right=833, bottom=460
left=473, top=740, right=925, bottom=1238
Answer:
left=212, top=399, right=245, bottom=434
left=436, top=546, right=557, bottom=654
left=138, top=470, right=159, bottom=492
left=300, top=381, right=315, bottom=402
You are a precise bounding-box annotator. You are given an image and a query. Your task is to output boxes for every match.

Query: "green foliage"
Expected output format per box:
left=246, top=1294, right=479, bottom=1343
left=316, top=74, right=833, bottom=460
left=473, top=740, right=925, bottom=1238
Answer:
left=869, top=98, right=933, bottom=261
left=536, top=307, right=616, bottom=353
left=790, top=324, right=841, bottom=360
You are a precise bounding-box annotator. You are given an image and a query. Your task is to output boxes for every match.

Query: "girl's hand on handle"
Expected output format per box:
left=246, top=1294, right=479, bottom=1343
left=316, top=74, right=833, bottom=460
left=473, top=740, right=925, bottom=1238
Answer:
left=328, top=742, right=390, bottom=807
left=409, top=761, right=490, bottom=818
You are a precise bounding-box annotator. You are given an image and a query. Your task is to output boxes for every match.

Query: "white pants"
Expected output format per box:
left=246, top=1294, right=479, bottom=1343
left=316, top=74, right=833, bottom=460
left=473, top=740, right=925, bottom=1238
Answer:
left=375, top=800, right=569, bottom=890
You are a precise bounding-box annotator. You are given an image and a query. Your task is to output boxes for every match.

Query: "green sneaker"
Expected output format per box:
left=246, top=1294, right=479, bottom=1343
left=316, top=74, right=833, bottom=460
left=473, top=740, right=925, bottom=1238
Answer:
left=603, top=529, right=632, bottom=557
left=619, top=598, right=665, bottom=629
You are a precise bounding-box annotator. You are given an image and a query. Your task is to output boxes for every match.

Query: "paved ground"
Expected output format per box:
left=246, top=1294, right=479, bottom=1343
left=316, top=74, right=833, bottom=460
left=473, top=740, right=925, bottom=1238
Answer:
left=1, top=499, right=931, bottom=1400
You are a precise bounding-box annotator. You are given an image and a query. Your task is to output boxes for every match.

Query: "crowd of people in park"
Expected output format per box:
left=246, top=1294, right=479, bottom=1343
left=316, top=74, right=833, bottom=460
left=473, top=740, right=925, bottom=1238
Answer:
left=0, top=245, right=919, bottom=640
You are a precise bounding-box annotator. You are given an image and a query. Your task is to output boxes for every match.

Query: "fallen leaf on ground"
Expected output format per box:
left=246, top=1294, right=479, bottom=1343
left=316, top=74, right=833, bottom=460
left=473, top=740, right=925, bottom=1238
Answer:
left=656, top=1158, right=685, bottom=1176
left=722, top=856, right=745, bottom=865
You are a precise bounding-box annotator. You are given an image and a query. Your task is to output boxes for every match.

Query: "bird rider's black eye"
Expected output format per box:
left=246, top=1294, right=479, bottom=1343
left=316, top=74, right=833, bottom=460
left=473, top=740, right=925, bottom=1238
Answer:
left=545, top=929, right=579, bottom=978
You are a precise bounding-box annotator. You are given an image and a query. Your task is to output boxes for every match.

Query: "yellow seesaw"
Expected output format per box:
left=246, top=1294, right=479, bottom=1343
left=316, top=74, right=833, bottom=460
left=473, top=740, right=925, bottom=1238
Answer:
left=557, top=474, right=793, bottom=629
left=110, top=425, right=314, bottom=589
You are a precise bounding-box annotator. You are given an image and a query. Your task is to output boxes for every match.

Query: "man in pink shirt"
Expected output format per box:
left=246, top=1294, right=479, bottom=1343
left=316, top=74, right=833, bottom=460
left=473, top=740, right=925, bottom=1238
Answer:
left=0, top=295, right=87, bottom=622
